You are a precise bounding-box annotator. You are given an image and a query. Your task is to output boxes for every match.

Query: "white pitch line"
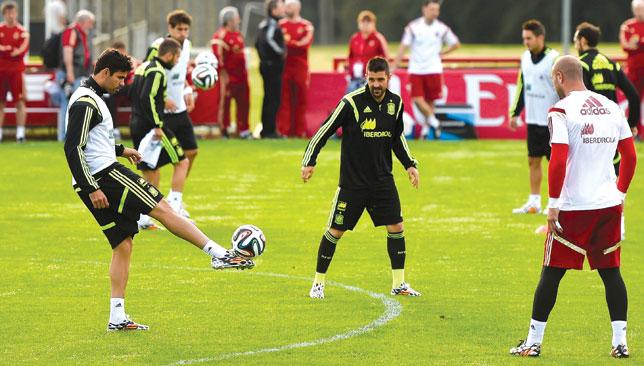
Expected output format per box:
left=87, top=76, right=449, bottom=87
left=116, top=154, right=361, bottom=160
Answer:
left=169, top=272, right=402, bottom=366
left=46, top=259, right=403, bottom=365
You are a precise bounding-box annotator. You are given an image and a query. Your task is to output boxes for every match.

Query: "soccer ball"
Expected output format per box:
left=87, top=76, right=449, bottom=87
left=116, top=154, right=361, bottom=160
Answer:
left=231, top=225, right=266, bottom=258
left=191, top=63, right=218, bottom=90
left=195, top=51, right=218, bottom=68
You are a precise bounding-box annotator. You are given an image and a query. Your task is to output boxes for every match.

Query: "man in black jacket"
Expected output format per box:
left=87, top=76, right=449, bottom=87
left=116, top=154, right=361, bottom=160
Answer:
left=256, top=0, right=286, bottom=138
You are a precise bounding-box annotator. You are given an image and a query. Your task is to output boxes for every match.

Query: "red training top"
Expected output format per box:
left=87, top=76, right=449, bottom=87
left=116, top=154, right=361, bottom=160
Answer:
left=621, top=18, right=644, bottom=70
left=211, top=28, right=248, bottom=84
left=279, top=18, right=314, bottom=69
left=347, top=31, right=388, bottom=78
left=0, top=22, right=28, bottom=72
left=61, top=23, right=90, bottom=69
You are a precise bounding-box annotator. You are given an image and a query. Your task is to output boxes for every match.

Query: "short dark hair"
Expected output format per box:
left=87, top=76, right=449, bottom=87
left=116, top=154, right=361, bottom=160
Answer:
left=576, top=22, right=601, bottom=47
left=158, top=37, right=182, bottom=56
left=367, top=57, right=390, bottom=75
left=1, top=1, right=16, bottom=14
left=265, top=0, right=283, bottom=16
left=167, top=9, right=192, bottom=27
left=94, top=49, right=132, bottom=75
left=423, top=0, right=440, bottom=6
left=522, top=19, right=546, bottom=37
left=111, top=41, right=126, bottom=50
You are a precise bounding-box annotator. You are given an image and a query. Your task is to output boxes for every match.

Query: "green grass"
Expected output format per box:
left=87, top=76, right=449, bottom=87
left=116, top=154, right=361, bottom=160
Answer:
left=0, top=139, right=642, bottom=365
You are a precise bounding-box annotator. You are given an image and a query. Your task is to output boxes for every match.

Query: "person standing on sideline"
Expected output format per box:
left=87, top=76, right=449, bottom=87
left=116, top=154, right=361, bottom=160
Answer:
left=44, top=0, right=67, bottom=39
left=346, top=10, right=389, bottom=93
left=57, top=9, right=94, bottom=142
left=509, top=19, right=560, bottom=215
left=64, top=49, right=254, bottom=331
left=212, top=6, right=251, bottom=139
left=510, top=56, right=637, bottom=359
left=256, top=0, right=285, bottom=139
left=276, top=0, right=313, bottom=138
left=620, top=0, right=644, bottom=132
left=0, top=1, right=29, bottom=143
left=392, top=0, right=460, bottom=140
left=302, top=57, right=421, bottom=299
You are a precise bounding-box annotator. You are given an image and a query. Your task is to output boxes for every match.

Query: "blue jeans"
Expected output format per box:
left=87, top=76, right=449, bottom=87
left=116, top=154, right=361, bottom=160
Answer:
left=345, top=78, right=366, bottom=94
left=56, top=70, right=83, bottom=142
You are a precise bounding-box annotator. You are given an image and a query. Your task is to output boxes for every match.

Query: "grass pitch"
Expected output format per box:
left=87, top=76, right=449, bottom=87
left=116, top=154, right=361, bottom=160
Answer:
left=0, top=139, right=642, bottom=365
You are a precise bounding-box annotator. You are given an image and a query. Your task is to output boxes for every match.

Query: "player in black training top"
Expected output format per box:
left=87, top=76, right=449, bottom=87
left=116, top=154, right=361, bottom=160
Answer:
left=301, top=56, right=421, bottom=299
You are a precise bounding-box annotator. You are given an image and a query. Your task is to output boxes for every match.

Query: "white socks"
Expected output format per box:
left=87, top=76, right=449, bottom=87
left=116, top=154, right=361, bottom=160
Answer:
left=612, top=321, right=627, bottom=347
left=0, top=127, right=3, bottom=141
left=167, top=190, right=183, bottom=213
left=526, top=319, right=546, bottom=345
left=202, top=240, right=227, bottom=258
left=16, top=126, right=25, bottom=140
left=428, top=114, right=440, bottom=129
left=110, top=297, right=126, bottom=324
left=528, top=194, right=541, bottom=204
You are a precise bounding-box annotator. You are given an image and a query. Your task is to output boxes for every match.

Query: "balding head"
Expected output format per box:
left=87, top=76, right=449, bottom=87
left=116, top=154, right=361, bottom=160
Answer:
left=633, top=0, right=644, bottom=21
left=552, top=55, right=586, bottom=98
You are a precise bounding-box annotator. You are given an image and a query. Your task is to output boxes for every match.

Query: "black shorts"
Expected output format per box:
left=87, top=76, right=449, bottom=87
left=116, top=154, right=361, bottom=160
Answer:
left=75, top=163, right=163, bottom=248
left=327, top=184, right=403, bottom=231
left=165, top=111, right=198, bottom=150
left=527, top=124, right=551, bottom=158
left=130, top=123, right=186, bottom=171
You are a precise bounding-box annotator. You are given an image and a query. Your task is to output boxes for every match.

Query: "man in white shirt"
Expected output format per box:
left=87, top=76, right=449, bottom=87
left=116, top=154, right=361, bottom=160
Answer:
left=393, top=0, right=459, bottom=139
left=509, top=19, right=560, bottom=215
left=510, top=56, right=637, bottom=359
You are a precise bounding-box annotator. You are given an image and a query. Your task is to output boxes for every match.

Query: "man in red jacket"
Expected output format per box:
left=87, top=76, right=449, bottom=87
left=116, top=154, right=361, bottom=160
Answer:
left=277, top=0, right=314, bottom=138
left=212, top=6, right=251, bottom=138
left=0, top=1, right=29, bottom=143
left=621, top=0, right=644, bottom=117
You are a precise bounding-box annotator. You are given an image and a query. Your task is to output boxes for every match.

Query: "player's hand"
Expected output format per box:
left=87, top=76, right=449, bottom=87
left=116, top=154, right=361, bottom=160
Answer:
left=631, top=126, right=638, bottom=137
left=407, top=167, right=419, bottom=188
left=184, top=93, right=195, bottom=113
left=10, top=48, right=20, bottom=57
left=122, top=147, right=142, bottom=165
left=153, top=127, right=164, bottom=140
left=89, top=189, right=109, bottom=209
left=546, top=207, right=563, bottom=234
left=508, top=116, right=518, bottom=131
left=66, top=73, right=75, bottom=84
left=165, top=99, right=178, bottom=112
left=301, top=166, right=314, bottom=183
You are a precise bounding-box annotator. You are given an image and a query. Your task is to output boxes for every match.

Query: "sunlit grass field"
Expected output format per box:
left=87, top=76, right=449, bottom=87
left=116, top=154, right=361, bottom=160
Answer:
left=0, top=138, right=642, bottom=365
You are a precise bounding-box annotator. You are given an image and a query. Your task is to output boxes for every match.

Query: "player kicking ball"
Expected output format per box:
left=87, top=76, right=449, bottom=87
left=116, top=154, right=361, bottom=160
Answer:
left=302, top=57, right=421, bottom=299
left=64, top=49, right=253, bottom=331
left=510, top=56, right=637, bottom=358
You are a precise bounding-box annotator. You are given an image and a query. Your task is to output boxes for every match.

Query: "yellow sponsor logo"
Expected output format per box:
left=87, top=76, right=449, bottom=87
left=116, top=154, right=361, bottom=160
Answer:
left=363, top=131, right=392, bottom=138
left=337, top=201, right=347, bottom=211
left=387, top=102, right=396, bottom=115
left=360, top=118, right=376, bottom=130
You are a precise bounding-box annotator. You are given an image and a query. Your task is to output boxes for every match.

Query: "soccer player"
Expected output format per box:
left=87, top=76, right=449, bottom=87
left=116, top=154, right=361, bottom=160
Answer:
left=212, top=6, right=251, bottom=138
left=64, top=49, right=253, bottom=331
left=144, top=10, right=198, bottom=217
left=276, top=0, right=314, bottom=138
left=256, top=0, right=286, bottom=139
left=0, top=1, right=29, bottom=143
left=510, top=56, right=637, bottom=358
left=620, top=0, right=644, bottom=116
left=392, top=0, right=460, bottom=140
left=302, top=57, right=421, bottom=299
left=346, top=10, right=389, bottom=93
left=575, top=22, right=640, bottom=239
left=509, top=20, right=560, bottom=214
left=131, top=39, right=190, bottom=230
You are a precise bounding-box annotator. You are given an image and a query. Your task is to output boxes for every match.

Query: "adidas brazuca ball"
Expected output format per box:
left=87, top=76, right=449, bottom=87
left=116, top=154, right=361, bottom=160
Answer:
left=231, top=225, right=266, bottom=258
left=191, top=63, right=218, bottom=90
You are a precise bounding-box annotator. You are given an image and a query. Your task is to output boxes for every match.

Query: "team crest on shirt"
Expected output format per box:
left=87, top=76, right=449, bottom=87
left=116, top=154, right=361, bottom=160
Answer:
left=387, top=102, right=395, bottom=115
left=334, top=213, right=344, bottom=225
left=580, top=123, right=594, bottom=136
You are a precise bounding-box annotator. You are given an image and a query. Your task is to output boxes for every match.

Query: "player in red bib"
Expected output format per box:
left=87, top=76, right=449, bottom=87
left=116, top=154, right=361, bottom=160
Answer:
left=620, top=0, right=644, bottom=120
left=212, top=6, right=251, bottom=138
left=0, top=1, right=29, bottom=143
left=510, top=56, right=637, bottom=359
left=346, top=10, right=389, bottom=93
left=276, top=0, right=313, bottom=138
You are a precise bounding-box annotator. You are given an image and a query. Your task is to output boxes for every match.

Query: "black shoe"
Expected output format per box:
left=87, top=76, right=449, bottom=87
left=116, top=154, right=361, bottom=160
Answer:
left=611, top=344, right=629, bottom=358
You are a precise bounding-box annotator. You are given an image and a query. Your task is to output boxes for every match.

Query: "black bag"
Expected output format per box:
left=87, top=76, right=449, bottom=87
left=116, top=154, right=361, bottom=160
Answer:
left=42, top=32, right=62, bottom=69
